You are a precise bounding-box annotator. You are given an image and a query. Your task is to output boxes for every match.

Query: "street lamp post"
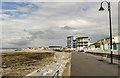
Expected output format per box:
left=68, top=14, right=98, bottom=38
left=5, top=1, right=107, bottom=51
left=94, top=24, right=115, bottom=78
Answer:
left=99, top=1, right=113, bottom=64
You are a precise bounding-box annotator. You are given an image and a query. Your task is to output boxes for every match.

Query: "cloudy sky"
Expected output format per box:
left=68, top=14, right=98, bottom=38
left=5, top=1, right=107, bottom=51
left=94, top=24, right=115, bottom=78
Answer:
left=1, top=2, right=118, bottom=48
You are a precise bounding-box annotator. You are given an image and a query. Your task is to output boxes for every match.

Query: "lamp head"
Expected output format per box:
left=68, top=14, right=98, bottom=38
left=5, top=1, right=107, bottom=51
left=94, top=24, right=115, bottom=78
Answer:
left=99, top=6, right=104, bottom=11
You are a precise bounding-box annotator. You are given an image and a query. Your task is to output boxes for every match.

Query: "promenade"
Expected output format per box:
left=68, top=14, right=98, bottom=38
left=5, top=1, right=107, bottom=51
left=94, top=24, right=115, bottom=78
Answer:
left=71, top=52, right=118, bottom=77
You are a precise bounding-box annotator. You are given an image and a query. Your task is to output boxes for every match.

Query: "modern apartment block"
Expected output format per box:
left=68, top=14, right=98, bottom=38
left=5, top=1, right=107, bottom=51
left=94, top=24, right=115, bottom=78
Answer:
left=67, top=36, right=74, bottom=49
left=67, top=36, right=90, bottom=51
left=76, top=37, right=90, bottom=51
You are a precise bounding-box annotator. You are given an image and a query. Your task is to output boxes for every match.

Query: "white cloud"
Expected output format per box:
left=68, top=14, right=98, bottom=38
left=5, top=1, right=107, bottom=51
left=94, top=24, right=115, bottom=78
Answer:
left=1, top=0, right=119, bottom=2
left=2, top=2, right=118, bottom=48
left=1, top=14, right=11, bottom=19
left=2, top=9, right=19, bottom=12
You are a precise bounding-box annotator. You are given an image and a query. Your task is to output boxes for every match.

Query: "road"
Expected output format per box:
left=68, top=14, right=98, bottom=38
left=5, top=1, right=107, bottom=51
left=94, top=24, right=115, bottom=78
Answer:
left=71, top=52, right=118, bottom=76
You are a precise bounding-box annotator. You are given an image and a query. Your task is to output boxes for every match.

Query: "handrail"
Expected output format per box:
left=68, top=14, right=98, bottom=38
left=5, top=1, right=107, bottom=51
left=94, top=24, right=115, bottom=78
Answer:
left=52, top=70, right=59, bottom=78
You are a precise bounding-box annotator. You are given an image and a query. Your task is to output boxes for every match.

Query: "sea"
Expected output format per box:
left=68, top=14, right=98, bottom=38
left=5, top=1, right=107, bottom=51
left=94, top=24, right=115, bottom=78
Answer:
left=0, top=48, right=41, bottom=54
left=0, top=48, right=18, bottom=54
left=1, top=48, right=18, bottom=49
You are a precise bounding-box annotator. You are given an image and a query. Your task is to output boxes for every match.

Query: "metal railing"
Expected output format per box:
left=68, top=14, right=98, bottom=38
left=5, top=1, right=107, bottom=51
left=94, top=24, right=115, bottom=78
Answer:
left=52, top=70, right=59, bottom=78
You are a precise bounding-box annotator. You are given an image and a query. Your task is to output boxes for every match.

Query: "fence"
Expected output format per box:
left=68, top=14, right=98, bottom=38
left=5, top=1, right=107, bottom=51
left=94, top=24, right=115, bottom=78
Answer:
left=52, top=70, right=59, bottom=78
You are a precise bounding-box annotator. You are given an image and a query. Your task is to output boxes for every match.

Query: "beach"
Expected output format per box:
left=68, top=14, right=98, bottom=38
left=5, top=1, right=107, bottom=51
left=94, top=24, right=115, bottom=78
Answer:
left=2, top=52, right=55, bottom=77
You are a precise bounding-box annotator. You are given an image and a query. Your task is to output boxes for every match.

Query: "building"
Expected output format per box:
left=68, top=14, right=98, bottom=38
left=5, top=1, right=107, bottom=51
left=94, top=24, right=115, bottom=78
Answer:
left=98, top=35, right=120, bottom=50
left=73, top=38, right=76, bottom=48
left=67, top=36, right=74, bottom=50
left=89, top=35, right=120, bottom=50
left=89, top=42, right=101, bottom=50
left=76, top=37, right=90, bottom=51
left=67, top=36, right=90, bottom=51
left=112, top=35, right=120, bottom=50
left=48, top=46, right=62, bottom=50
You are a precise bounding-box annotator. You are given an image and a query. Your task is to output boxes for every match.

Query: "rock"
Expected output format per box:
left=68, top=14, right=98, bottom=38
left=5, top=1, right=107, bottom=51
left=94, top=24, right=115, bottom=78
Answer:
left=2, top=65, right=7, bottom=68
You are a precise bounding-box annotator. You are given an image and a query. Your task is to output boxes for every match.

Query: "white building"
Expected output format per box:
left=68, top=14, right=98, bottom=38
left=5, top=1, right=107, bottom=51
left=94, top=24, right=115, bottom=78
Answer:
left=48, top=46, right=62, bottom=50
left=76, top=37, right=90, bottom=51
left=67, top=36, right=90, bottom=51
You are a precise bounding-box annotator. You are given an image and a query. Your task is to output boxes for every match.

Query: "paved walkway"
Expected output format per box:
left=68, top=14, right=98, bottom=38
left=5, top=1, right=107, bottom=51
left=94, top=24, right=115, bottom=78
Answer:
left=71, top=52, right=119, bottom=76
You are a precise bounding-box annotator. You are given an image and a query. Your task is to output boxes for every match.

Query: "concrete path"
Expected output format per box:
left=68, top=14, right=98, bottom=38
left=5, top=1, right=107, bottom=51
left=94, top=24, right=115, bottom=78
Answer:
left=71, top=52, right=119, bottom=76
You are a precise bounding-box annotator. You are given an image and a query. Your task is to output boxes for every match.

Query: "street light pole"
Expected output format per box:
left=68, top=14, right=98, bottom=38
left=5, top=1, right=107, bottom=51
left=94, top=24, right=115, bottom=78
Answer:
left=99, top=1, right=113, bottom=64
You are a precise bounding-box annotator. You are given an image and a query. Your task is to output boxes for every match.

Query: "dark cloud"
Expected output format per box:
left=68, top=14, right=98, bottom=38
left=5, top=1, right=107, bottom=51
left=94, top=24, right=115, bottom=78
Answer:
left=61, top=26, right=75, bottom=30
left=28, top=29, right=64, bottom=41
left=24, top=29, right=27, bottom=32
left=9, top=39, right=30, bottom=46
left=29, top=31, right=44, bottom=40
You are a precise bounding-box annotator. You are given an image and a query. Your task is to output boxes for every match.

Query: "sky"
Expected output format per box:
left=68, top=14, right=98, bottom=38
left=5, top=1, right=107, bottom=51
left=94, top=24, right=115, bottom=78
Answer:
left=1, top=2, right=119, bottom=48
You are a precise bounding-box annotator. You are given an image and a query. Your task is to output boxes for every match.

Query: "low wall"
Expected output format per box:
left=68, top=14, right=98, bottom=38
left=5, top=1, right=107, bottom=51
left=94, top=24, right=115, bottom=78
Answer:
left=84, top=50, right=120, bottom=55
left=85, top=50, right=120, bottom=60
left=25, top=52, right=71, bottom=77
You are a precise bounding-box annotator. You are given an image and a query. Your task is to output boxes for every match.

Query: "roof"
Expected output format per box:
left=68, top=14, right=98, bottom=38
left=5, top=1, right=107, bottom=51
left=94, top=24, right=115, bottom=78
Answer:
left=77, top=37, right=88, bottom=39
left=102, top=41, right=115, bottom=44
left=103, top=35, right=120, bottom=39
left=112, top=35, right=120, bottom=37
left=90, top=43, right=100, bottom=47
left=95, top=35, right=119, bottom=43
left=49, top=46, right=62, bottom=48
left=67, top=36, right=74, bottom=38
